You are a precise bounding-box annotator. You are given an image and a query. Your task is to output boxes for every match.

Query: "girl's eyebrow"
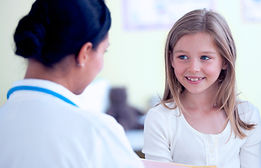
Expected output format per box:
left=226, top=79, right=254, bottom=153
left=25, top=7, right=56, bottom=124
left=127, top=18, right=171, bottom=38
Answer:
left=173, top=50, right=218, bottom=54
left=201, top=51, right=218, bottom=55
left=173, top=50, right=187, bottom=54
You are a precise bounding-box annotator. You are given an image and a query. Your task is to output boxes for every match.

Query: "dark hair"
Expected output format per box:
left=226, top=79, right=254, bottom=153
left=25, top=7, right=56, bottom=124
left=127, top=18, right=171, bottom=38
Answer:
left=14, top=0, right=111, bottom=67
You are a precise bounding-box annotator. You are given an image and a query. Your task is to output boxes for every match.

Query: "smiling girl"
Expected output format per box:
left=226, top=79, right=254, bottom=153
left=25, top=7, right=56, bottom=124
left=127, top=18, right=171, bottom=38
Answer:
left=142, top=9, right=261, bottom=168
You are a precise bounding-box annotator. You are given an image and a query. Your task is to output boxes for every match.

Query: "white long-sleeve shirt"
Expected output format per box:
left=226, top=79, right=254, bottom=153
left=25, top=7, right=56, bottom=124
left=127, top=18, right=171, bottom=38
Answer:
left=142, top=102, right=261, bottom=168
left=0, top=79, right=144, bottom=168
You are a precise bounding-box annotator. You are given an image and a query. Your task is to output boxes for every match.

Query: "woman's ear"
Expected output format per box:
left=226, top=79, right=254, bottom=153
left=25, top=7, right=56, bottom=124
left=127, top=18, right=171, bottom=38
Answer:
left=76, top=42, right=93, bottom=67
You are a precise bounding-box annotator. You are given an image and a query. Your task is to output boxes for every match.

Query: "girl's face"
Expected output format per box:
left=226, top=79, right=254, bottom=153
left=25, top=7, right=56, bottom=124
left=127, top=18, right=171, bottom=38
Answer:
left=171, top=32, right=225, bottom=95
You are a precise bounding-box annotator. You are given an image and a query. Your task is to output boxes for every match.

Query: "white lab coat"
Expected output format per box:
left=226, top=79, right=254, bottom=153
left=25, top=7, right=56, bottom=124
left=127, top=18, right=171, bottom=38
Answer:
left=0, top=79, right=144, bottom=168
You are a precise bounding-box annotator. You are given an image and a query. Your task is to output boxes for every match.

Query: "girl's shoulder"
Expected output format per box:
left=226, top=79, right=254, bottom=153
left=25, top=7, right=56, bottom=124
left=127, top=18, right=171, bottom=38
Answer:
left=237, top=101, right=261, bottom=124
left=144, top=102, right=179, bottom=142
left=145, top=102, right=181, bottom=126
left=147, top=102, right=180, bottom=117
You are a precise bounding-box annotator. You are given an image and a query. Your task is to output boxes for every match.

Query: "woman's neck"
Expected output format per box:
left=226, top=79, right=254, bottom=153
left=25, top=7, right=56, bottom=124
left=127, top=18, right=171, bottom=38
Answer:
left=24, top=59, right=80, bottom=94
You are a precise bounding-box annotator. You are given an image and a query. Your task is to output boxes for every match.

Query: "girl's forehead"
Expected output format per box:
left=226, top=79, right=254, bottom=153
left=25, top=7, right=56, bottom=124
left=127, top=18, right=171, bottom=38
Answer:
left=174, top=32, right=217, bottom=50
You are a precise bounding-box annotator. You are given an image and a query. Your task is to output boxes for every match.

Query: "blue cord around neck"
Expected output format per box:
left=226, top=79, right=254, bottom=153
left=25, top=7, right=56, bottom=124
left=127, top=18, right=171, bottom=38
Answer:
left=7, top=85, right=78, bottom=107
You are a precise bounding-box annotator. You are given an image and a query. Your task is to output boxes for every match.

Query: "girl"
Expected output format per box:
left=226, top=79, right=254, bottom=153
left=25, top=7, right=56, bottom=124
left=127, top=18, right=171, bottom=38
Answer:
left=0, top=0, right=144, bottom=168
left=142, top=9, right=261, bottom=168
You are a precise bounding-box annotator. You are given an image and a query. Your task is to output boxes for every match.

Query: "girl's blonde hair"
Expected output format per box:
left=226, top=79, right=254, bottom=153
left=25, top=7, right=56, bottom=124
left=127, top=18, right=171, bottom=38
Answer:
left=162, top=9, right=254, bottom=138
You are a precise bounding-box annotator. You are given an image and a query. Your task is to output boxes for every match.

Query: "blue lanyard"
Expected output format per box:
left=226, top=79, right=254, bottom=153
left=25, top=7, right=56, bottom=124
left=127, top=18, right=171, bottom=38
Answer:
left=7, top=86, right=78, bottom=107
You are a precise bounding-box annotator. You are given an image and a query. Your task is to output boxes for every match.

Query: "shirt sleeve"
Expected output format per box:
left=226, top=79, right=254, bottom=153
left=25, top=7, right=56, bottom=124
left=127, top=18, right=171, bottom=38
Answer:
left=239, top=103, right=261, bottom=168
left=85, top=113, right=144, bottom=168
left=142, top=106, right=175, bottom=162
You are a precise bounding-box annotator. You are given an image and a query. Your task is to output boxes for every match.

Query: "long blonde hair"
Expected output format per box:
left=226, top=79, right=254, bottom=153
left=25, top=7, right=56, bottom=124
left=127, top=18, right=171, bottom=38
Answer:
left=162, top=9, right=254, bottom=138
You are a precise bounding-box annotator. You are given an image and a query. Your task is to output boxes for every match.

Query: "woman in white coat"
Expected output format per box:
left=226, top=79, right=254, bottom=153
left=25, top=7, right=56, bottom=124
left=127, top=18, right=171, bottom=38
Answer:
left=0, top=0, right=144, bottom=168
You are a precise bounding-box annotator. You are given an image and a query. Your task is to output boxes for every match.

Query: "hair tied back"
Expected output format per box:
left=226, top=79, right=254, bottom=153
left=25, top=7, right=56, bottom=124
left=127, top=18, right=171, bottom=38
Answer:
left=14, top=0, right=49, bottom=61
left=14, top=20, right=46, bottom=60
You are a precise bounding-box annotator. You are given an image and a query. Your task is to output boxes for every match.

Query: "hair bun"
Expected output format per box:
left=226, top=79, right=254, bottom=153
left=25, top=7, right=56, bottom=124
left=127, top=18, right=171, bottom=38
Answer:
left=13, top=0, right=111, bottom=67
left=14, top=16, right=46, bottom=60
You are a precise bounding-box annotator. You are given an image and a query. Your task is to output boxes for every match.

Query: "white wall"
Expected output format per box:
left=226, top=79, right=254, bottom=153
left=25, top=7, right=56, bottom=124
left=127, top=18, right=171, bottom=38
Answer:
left=1, top=0, right=261, bottom=113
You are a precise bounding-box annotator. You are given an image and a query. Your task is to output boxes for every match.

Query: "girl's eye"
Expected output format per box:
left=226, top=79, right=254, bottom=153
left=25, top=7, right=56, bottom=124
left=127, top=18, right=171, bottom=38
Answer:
left=201, top=55, right=210, bottom=60
left=178, top=55, right=188, bottom=60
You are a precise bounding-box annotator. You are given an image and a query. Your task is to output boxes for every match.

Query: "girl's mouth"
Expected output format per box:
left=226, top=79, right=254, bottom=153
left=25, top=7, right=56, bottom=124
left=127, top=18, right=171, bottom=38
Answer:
left=185, top=76, right=205, bottom=82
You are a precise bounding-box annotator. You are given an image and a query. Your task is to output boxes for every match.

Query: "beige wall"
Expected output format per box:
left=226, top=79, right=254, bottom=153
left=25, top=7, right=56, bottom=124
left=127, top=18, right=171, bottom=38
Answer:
left=0, top=0, right=33, bottom=105
left=1, top=0, right=261, bottom=112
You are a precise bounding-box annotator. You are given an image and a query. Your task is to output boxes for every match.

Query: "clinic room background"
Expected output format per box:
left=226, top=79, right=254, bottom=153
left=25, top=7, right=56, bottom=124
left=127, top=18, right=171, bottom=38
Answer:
left=1, top=0, right=261, bottom=114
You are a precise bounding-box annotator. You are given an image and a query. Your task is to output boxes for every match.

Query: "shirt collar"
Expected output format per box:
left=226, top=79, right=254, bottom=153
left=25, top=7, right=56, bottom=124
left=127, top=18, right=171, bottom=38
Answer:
left=10, top=79, right=81, bottom=107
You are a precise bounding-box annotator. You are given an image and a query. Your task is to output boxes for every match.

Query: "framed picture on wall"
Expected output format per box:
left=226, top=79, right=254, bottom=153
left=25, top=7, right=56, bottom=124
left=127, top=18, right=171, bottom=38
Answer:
left=122, top=0, right=216, bottom=30
left=241, top=0, right=261, bottom=22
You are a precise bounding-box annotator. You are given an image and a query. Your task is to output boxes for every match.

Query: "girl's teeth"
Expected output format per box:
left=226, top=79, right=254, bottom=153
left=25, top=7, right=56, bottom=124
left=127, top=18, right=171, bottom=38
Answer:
left=187, top=77, right=203, bottom=81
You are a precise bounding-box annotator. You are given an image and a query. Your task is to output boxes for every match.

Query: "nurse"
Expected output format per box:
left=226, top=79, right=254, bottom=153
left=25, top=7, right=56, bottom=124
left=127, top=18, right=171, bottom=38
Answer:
left=0, top=0, right=144, bottom=168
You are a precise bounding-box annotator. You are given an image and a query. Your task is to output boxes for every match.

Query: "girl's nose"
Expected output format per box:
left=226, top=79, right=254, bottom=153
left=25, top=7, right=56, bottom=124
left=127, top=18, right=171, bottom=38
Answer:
left=189, top=59, right=201, bottom=72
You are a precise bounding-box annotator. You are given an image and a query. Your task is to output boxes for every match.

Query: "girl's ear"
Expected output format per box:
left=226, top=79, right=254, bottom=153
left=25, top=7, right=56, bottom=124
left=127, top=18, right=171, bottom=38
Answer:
left=169, top=50, right=174, bottom=68
left=76, top=42, right=93, bottom=67
left=222, top=61, right=228, bottom=70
